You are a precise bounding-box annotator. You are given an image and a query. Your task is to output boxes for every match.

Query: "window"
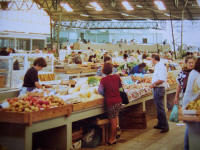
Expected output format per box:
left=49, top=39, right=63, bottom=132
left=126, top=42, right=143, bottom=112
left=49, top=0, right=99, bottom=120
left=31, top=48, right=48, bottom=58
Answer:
left=0, top=38, right=14, bottom=49
left=32, top=40, right=45, bottom=50
left=16, top=39, right=30, bottom=50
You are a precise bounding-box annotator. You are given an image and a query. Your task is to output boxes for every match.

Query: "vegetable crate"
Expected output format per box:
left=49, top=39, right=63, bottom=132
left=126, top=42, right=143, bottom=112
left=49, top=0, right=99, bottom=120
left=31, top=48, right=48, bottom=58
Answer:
left=0, top=104, right=73, bottom=125
left=72, top=98, right=104, bottom=112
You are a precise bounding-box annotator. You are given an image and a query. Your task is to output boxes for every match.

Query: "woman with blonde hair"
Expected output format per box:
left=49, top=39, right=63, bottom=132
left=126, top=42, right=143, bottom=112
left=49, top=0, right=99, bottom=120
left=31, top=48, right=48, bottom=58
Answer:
left=174, top=56, right=196, bottom=105
left=182, top=57, right=200, bottom=150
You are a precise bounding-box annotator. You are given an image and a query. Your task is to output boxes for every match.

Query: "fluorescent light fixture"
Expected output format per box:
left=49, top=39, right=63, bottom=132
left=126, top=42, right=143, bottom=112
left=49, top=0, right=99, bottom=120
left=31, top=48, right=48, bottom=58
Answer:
left=136, top=5, right=143, bottom=8
left=121, top=12, right=129, bottom=16
left=122, top=1, right=134, bottom=11
left=85, top=5, right=93, bottom=9
left=111, top=19, right=119, bottom=22
left=154, top=0, right=166, bottom=10
left=164, top=13, right=170, bottom=16
left=60, top=2, right=73, bottom=12
left=80, top=14, right=89, bottom=17
left=89, top=2, right=103, bottom=11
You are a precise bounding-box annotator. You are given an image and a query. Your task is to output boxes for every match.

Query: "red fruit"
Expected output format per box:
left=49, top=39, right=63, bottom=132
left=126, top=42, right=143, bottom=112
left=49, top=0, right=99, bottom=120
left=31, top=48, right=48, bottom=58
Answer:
left=13, top=97, right=18, bottom=101
left=30, top=102, right=33, bottom=106
left=43, top=101, right=49, bottom=105
left=38, top=100, right=43, bottom=105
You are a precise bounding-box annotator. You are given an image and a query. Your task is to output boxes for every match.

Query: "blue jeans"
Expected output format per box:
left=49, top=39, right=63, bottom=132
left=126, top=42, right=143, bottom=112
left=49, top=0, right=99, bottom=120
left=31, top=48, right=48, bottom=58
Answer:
left=184, top=124, right=189, bottom=150
left=153, top=87, right=169, bottom=129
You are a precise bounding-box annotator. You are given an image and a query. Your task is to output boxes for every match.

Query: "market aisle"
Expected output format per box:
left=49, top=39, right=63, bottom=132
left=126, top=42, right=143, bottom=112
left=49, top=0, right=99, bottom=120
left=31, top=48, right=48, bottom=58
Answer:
left=82, top=118, right=185, bottom=150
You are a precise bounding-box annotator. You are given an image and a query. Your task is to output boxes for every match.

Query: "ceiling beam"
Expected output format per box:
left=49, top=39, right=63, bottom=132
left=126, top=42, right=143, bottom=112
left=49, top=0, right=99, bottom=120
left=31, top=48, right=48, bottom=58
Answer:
left=144, top=0, right=158, bottom=20
left=186, top=7, right=194, bottom=20
left=74, top=0, right=94, bottom=21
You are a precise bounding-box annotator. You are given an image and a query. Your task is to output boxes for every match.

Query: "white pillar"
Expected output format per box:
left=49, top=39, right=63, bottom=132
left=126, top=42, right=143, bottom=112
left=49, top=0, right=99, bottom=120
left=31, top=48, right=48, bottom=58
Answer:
left=44, top=38, right=47, bottom=48
left=14, top=38, right=17, bottom=50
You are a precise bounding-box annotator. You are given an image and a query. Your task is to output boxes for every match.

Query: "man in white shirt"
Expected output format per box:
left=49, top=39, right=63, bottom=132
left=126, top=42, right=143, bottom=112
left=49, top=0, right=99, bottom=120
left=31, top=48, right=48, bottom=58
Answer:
left=150, top=54, right=169, bottom=133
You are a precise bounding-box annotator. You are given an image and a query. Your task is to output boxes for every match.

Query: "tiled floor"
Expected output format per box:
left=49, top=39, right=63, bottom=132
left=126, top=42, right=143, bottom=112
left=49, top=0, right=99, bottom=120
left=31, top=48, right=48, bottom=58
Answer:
left=82, top=118, right=185, bottom=150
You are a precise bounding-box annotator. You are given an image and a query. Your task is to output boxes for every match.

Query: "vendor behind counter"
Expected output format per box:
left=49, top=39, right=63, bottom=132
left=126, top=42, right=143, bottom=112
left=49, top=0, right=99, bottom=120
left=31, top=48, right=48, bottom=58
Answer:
left=97, top=56, right=117, bottom=76
left=19, top=57, right=47, bottom=95
left=129, top=63, right=147, bottom=75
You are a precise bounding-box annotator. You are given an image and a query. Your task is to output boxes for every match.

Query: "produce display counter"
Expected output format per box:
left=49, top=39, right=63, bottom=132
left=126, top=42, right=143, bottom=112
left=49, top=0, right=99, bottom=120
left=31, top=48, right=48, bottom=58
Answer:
left=183, top=115, right=200, bottom=150
left=66, top=72, right=97, bottom=79
left=54, top=64, right=98, bottom=79
left=0, top=88, right=19, bottom=101
left=0, top=88, right=176, bottom=150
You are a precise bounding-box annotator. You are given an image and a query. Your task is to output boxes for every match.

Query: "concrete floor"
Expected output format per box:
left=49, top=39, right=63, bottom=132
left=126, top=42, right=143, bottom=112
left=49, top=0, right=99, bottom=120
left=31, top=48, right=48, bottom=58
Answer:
left=82, top=117, right=185, bottom=150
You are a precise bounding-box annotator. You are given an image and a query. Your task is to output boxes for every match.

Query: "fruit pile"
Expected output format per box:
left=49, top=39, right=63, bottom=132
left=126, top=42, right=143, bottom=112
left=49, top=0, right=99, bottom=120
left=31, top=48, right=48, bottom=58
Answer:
left=167, top=72, right=177, bottom=86
left=123, top=83, right=152, bottom=101
left=186, top=99, right=200, bottom=111
left=4, top=95, right=66, bottom=112
left=131, top=76, right=152, bottom=83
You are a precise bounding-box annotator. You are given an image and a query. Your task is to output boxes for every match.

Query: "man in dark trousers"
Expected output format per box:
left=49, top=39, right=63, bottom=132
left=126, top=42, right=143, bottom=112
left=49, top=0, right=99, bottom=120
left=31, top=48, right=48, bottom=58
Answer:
left=150, top=54, right=169, bottom=133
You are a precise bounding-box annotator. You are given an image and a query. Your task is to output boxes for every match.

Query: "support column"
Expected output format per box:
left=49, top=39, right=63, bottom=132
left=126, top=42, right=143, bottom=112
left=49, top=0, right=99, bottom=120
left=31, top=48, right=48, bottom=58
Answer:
left=30, top=39, right=32, bottom=51
left=155, top=27, right=159, bottom=53
left=66, top=122, right=72, bottom=150
left=56, top=14, right=61, bottom=54
left=142, top=101, right=146, bottom=112
left=170, top=12, right=176, bottom=59
left=180, top=10, right=184, bottom=57
left=14, top=38, right=17, bottom=50
left=50, top=16, right=53, bottom=50
left=25, top=127, right=32, bottom=150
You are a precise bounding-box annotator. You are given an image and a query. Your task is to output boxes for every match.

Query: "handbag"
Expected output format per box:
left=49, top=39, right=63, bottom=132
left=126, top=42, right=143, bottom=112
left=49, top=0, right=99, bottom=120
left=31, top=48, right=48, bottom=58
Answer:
left=120, top=87, right=129, bottom=104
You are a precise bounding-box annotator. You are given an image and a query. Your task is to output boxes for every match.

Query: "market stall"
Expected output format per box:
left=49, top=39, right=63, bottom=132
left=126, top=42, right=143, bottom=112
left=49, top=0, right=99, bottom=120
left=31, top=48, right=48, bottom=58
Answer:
left=0, top=88, right=176, bottom=150
left=0, top=43, right=181, bottom=150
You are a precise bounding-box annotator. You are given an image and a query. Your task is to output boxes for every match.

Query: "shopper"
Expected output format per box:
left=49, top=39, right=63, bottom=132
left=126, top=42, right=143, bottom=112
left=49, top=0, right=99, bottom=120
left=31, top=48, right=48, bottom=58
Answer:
left=98, top=63, right=122, bottom=145
left=129, top=63, right=146, bottom=75
left=0, top=47, right=9, bottom=56
left=96, top=56, right=117, bottom=76
left=123, top=54, right=129, bottom=74
left=150, top=54, right=169, bottom=133
left=182, top=57, right=200, bottom=150
left=19, top=57, right=47, bottom=95
left=101, top=52, right=109, bottom=60
left=74, top=52, right=82, bottom=64
left=174, top=56, right=196, bottom=105
left=88, top=54, right=95, bottom=62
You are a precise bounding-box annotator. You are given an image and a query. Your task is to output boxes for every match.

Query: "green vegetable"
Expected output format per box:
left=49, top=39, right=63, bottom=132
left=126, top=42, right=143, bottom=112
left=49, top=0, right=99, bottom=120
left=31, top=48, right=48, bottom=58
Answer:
left=127, top=62, right=138, bottom=68
left=88, top=77, right=100, bottom=86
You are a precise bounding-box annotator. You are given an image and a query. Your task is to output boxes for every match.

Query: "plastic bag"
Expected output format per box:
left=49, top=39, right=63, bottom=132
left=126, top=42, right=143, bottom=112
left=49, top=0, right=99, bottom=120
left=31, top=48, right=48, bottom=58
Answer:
left=169, top=104, right=179, bottom=122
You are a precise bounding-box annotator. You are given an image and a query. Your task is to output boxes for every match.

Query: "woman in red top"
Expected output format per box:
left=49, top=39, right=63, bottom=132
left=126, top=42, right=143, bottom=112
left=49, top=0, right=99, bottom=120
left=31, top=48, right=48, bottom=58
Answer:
left=98, top=63, right=122, bottom=145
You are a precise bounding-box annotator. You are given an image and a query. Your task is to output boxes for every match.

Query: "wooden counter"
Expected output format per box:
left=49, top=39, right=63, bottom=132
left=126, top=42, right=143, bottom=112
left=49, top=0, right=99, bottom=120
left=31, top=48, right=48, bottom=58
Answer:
left=0, top=89, right=176, bottom=150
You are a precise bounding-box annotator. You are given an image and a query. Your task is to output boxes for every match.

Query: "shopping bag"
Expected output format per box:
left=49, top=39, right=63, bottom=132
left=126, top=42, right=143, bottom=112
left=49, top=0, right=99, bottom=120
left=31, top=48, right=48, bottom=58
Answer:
left=169, top=104, right=179, bottom=122
left=120, top=88, right=129, bottom=104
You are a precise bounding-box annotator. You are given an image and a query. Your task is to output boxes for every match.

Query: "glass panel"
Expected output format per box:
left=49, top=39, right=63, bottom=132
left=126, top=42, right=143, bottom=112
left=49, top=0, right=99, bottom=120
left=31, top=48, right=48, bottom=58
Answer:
left=0, top=39, right=3, bottom=48
left=27, top=54, right=53, bottom=73
left=0, top=57, right=12, bottom=89
left=32, top=40, right=45, bottom=50
left=16, top=39, right=30, bottom=50
left=9, top=39, right=14, bottom=49
left=12, top=55, right=25, bottom=70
